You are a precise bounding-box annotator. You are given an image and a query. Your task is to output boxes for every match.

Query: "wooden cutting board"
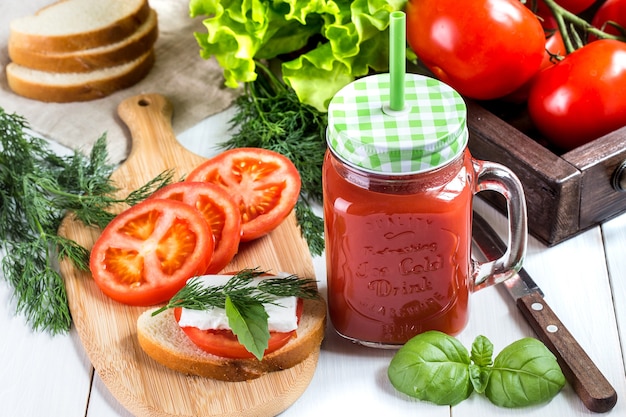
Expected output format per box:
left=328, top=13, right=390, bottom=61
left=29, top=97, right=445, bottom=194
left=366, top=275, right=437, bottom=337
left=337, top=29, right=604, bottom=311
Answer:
left=58, top=93, right=321, bottom=417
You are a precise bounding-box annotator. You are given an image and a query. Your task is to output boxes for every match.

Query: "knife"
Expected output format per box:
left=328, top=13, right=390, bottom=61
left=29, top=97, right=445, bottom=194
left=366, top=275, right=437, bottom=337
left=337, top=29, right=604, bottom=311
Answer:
left=472, top=213, right=618, bottom=413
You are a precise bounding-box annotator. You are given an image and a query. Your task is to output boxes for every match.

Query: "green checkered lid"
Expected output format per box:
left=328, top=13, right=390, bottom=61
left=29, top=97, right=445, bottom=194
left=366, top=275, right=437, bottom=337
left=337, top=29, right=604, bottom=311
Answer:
left=327, top=73, right=468, bottom=174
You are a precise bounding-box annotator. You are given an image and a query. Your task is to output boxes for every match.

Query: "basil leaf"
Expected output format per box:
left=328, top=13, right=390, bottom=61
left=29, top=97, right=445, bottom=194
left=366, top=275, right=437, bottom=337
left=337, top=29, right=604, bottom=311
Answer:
left=471, top=335, right=494, bottom=367
left=225, top=295, right=270, bottom=360
left=387, top=331, right=473, bottom=405
left=469, top=363, right=491, bottom=394
left=469, top=335, right=494, bottom=393
left=485, top=338, right=566, bottom=407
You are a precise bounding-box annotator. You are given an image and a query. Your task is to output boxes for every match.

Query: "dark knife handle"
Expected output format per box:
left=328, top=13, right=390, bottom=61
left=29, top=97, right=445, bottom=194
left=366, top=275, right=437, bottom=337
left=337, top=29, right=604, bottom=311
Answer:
left=516, top=292, right=618, bottom=413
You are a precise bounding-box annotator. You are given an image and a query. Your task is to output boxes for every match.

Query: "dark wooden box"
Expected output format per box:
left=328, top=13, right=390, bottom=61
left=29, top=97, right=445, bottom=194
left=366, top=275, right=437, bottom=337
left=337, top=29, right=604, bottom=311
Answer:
left=466, top=100, right=626, bottom=246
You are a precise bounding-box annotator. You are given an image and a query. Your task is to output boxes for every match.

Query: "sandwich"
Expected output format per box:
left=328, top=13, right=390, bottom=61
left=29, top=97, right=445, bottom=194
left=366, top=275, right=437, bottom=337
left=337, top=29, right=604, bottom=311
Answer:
left=137, top=268, right=327, bottom=381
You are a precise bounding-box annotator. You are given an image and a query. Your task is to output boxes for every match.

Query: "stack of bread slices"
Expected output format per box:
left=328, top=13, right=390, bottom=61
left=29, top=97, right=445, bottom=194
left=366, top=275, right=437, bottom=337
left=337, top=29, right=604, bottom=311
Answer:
left=6, top=0, right=158, bottom=103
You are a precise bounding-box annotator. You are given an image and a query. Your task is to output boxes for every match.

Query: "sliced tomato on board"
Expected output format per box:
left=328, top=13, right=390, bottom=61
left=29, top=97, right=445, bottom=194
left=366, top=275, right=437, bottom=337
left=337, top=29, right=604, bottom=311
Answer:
left=149, top=182, right=241, bottom=274
left=173, top=300, right=303, bottom=359
left=186, top=148, right=301, bottom=242
left=90, top=199, right=214, bottom=306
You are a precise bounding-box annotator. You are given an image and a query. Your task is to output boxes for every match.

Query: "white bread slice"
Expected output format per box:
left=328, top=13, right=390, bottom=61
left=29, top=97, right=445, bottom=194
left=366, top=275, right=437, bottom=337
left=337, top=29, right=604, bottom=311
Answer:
left=9, top=0, right=151, bottom=53
left=6, top=49, right=155, bottom=102
left=137, top=297, right=327, bottom=382
left=8, top=8, right=158, bottom=73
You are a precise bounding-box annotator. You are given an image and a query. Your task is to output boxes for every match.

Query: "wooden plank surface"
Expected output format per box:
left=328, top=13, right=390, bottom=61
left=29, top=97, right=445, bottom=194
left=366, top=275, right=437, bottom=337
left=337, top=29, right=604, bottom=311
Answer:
left=0, top=294, right=93, bottom=416
left=4, top=103, right=626, bottom=417
left=601, top=213, right=626, bottom=369
left=56, top=93, right=320, bottom=417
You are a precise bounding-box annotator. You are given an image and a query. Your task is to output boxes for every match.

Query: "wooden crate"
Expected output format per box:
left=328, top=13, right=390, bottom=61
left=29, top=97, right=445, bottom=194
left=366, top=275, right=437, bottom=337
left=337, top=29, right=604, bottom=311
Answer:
left=466, top=100, right=626, bottom=246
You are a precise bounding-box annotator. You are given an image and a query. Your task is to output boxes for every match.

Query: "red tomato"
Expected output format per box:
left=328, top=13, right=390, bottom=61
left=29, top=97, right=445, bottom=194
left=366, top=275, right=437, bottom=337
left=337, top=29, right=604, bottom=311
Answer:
left=590, top=0, right=626, bottom=40
left=149, top=182, right=241, bottom=274
left=504, top=30, right=566, bottom=103
left=186, top=148, right=301, bottom=242
left=406, top=0, right=546, bottom=100
left=90, top=199, right=214, bottom=305
left=528, top=39, right=626, bottom=150
left=173, top=299, right=303, bottom=359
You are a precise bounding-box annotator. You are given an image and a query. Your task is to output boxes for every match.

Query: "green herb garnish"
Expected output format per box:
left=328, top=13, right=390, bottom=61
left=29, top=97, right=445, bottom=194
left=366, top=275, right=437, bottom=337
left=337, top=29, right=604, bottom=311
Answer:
left=0, top=108, right=172, bottom=334
left=221, top=63, right=326, bottom=256
left=153, top=268, right=319, bottom=360
left=479, top=337, right=566, bottom=408
left=388, top=331, right=565, bottom=408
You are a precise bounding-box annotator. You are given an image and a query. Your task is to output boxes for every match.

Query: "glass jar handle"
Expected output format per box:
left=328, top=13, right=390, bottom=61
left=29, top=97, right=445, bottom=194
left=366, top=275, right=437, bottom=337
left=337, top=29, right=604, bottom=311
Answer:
left=471, top=160, right=528, bottom=290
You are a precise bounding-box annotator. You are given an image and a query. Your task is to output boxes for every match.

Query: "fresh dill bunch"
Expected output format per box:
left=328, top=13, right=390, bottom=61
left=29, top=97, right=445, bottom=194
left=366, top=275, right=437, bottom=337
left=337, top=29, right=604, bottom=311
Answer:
left=0, top=107, right=172, bottom=334
left=221, top=62, right=327, bottom=256
left=153, top=267, right=319, bottom=315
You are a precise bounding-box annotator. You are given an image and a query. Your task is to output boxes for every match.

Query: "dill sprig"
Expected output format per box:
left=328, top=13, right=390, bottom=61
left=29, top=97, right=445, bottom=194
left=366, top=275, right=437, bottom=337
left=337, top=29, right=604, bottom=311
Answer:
left=221, top=62, right=326, bottom=256
left=0, top=108, right=172, bottom=334
left=153, top=267, right=319, bottom=315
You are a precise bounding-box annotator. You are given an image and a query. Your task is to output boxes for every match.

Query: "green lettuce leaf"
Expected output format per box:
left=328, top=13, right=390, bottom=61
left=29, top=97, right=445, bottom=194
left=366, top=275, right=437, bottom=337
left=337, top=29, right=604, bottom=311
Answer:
left=189, top=0, right=408, bottom=111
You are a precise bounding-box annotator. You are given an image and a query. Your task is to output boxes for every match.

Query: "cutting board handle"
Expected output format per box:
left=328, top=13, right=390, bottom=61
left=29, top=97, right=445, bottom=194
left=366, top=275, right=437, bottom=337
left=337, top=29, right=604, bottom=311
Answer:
left=117, top=93, right=179, bottom=163
left=114, top=93, right=205, bottom=187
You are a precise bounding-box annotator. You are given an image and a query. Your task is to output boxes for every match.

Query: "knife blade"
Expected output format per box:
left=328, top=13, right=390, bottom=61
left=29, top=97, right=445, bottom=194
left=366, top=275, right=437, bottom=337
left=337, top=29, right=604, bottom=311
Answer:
left=472, top=212, right=617, bottom=413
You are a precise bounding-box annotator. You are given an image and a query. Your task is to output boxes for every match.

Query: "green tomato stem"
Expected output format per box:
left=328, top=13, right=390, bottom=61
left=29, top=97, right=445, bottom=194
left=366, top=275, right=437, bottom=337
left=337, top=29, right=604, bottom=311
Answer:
left=541, top=0, right=626, bottom=54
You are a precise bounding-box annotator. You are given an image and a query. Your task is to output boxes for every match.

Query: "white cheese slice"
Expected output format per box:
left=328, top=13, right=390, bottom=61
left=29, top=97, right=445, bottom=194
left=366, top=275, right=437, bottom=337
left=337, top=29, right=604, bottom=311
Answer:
left=177, top=273, right=299, bottom=333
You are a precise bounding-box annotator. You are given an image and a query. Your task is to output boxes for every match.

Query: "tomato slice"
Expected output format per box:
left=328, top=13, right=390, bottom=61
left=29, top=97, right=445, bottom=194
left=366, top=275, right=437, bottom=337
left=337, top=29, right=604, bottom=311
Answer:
left=186, top=148, right=301, bottom=242
left=149, top=182, right=241, bottom=274
left=90, top=199, right=214, bottom=306
left=174, top=299, right=303, bottom=359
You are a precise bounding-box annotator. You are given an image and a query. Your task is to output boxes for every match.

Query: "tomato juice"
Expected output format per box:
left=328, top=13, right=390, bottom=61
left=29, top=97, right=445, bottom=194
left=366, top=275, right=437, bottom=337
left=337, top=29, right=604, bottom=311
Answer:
left=323, top=149, right=474, bottom=345
left=322, top=72, right=527, bottom=347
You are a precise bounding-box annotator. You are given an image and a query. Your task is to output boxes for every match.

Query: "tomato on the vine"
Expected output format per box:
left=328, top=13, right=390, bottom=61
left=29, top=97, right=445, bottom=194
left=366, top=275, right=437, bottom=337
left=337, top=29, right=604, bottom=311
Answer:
left=406, top=0, right=546, bottom=100
left=528, top=39, right=626, bottom=151
left=186, top=148, right=301, bottom=242
left=505, top=30, right=565, bottom=103
left=90, top=199, right=214, bottom=306
left=173, top=299, right=303, bottom=359
left=149, top=182, right=241, bottom=274
left=590, top=0, right=626, bottom=40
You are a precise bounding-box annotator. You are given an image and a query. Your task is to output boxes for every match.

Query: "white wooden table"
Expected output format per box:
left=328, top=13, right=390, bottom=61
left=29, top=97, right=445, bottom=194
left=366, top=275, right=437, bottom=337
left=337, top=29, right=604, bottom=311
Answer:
left=1, top=108, right=625, bottom=417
